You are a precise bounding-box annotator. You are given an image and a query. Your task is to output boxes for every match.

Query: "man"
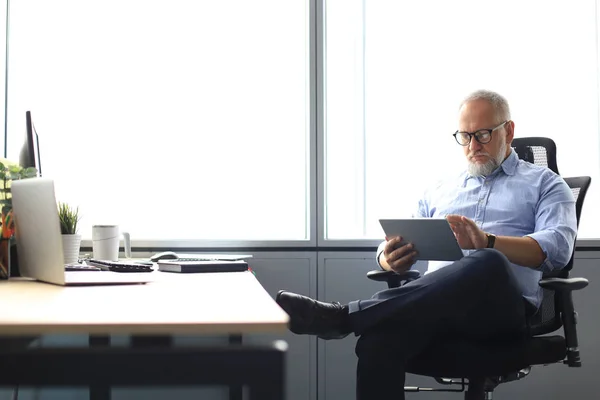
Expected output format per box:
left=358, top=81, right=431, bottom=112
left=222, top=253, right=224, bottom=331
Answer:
left=276, top=90, right=578, bottom=399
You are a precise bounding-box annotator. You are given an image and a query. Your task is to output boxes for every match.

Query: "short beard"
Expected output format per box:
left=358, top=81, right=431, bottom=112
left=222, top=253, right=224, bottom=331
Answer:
left=467, top=139, right=507, bottom=177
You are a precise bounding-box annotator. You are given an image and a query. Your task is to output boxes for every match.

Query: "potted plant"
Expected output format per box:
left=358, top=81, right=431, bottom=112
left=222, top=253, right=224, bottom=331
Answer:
left=0, top=161, right=38, bottom=215
left=0, top=161, right=37, bottom=278
left=58, top=202, right=82, bottom=264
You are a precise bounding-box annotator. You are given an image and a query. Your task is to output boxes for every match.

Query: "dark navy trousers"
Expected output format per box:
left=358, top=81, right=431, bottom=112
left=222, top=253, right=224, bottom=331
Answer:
left=350, top=249, right=535, bottom=400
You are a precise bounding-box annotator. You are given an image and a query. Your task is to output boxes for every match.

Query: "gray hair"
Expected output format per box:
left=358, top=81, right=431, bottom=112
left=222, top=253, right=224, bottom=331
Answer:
left=460, top=89, right=511, bottom=123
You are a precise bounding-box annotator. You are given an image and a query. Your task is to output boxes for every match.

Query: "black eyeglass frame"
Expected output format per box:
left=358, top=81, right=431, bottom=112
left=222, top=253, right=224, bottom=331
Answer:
left=453, top=120, right=509, bottom=146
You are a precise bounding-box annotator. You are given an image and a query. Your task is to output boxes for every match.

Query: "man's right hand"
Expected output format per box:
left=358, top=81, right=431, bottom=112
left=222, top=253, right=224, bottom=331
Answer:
left=380, top=236, right=418, bottom=273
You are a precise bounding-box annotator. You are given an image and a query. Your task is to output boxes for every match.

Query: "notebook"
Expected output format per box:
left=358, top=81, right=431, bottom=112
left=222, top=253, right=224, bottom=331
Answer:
left=157, top=259, right=249, bottom=273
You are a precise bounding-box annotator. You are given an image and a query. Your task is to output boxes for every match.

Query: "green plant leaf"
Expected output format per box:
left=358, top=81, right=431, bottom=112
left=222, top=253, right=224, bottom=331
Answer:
left=21, top=167, right=38, bottom=178
left=8, top=165, right=22, bottom=174
left=57, top=202, right=81, bottom=234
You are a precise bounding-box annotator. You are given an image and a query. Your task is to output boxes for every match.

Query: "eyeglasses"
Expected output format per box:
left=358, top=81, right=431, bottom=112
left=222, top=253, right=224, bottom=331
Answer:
left=453, top=121, right=509, bottom=146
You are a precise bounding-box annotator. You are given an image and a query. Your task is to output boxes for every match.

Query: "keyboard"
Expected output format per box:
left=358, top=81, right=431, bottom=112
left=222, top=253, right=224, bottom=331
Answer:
left=65, top=263, right=101, bottom=271
left=86, top=259, right=153, bottom=273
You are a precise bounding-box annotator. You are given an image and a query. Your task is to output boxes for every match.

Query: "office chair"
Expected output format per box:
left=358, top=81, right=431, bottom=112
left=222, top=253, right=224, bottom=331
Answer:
left=364, top=137, right=590, bottom=399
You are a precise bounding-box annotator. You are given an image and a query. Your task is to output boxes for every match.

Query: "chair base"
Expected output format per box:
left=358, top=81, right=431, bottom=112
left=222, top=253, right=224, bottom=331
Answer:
left=464, top=378, right=487, bottom=400
left=404, top=373, right=530, bottom=400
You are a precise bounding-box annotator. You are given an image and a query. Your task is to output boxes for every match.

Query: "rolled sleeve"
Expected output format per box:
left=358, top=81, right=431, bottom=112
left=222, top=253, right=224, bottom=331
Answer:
left=526, top=175, right=577, bottom=273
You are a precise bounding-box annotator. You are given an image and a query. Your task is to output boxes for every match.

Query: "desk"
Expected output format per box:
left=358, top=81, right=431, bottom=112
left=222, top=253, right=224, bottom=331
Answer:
left=0, top=271, right=289, bottom=399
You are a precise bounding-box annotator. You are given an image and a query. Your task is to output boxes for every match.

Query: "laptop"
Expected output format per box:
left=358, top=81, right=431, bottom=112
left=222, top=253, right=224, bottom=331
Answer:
left=379, top=218, right=464, bottom=261
left=11, top=178, right=152, bottom=286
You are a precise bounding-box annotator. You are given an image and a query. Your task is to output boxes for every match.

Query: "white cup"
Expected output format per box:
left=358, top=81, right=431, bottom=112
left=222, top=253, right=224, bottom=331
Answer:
left=92, top=225, right=131, bottom=261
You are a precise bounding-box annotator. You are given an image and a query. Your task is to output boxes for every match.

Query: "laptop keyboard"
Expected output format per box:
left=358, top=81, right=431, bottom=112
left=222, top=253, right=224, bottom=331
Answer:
left=86, top=259, right=153, bottom=273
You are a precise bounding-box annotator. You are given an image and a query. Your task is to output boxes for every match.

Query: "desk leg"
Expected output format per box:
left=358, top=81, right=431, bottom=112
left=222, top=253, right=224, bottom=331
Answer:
left=88, top=335, right=111, bottom=400
left=228, top=334, right=243, bottom=400
left=248, top=342, right=285, bottom=400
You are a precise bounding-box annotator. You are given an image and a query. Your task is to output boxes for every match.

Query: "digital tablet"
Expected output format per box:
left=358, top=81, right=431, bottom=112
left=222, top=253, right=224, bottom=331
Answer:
left=379, top=218, right=464, bottom=261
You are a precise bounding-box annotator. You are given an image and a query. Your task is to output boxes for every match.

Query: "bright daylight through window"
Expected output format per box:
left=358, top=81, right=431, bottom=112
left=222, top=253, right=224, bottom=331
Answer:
left=6, top=0, right=310, bottom=242
left=325, top=0, right=600, bottom=240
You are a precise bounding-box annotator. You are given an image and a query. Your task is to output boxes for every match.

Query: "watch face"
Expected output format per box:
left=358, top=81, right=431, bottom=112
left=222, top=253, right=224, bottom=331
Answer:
left=487, top=234, right=496, bottom=248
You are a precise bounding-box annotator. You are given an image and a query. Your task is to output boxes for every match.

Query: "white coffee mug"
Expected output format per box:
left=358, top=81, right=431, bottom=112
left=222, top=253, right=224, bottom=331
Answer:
left=92, top=225, right=131, bottom=261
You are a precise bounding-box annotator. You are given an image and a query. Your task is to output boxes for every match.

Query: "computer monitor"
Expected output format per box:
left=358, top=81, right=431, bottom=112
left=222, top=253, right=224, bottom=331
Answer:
left=19, top=111, right=42, bottom=176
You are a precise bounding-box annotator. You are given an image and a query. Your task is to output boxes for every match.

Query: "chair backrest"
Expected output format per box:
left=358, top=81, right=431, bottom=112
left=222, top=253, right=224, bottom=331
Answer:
left=511, top=138, right=591, bottom=335
left=512, top=137, right=559, bottom=174
left=561, top=176, right=591, bottom=273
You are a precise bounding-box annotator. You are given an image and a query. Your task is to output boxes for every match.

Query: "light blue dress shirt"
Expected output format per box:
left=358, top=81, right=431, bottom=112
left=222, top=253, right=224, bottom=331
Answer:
left=378, top=149, right=577, bottom=308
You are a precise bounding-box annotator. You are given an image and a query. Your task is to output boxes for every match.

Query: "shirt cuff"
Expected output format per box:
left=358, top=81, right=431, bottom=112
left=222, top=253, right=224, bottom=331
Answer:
left=376, top=241, right=386, bottom=270
left=376, top=249, right=385, bottom=270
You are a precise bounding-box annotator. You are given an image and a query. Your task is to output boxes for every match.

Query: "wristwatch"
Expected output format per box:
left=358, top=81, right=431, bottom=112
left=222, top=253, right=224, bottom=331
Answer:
left=486, top=233, right=496, bottom=249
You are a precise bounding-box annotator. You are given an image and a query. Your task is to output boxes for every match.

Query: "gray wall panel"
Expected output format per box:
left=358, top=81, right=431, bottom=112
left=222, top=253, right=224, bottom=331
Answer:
left=317, top=253, right=383, bottom=400
left=243, top=254, right=317, bottom=400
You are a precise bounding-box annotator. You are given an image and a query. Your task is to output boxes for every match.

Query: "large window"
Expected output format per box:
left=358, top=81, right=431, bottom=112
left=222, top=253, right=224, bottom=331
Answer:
left=6, top=0, right=310, bottom=243
left=325, top=0, right=600, bottom=240
left=4, top=1, right=600, bottom=245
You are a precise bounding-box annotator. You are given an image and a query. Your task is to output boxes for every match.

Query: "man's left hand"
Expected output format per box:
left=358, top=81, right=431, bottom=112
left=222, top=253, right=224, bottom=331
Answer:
left=446, top=214, right=487, bottom=249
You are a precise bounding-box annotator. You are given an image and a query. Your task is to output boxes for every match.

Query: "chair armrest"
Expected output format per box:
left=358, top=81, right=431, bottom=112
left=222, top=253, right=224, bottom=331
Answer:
left=539, top=277, right=588, bottom=291
left=538, top=276, right=588, bottom=367
left=366, top=269, right=421, bottom=289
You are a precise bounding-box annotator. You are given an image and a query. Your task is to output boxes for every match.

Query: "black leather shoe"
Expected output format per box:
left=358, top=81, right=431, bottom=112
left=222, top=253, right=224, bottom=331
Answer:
left=276, top=290, right=351, bottom=340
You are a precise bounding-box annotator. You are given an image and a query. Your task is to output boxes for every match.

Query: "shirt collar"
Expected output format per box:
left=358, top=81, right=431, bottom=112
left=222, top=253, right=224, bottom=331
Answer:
left=500, top=148, right=518, bottom=176
left=462, top=148, right=518, bottom=185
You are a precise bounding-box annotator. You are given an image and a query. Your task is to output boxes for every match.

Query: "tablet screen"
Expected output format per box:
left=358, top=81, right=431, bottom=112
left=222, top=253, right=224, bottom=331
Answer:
left=379, top=218, right=464, bottom=261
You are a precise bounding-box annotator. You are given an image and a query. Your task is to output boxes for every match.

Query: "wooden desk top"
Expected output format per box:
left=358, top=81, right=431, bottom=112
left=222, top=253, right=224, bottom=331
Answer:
left=0, top=271, right=289, bottom=336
